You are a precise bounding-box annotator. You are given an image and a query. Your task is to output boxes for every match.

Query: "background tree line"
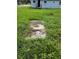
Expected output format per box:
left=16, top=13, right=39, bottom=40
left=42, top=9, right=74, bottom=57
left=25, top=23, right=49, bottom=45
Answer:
left=17, top=0, right=30, bottom=5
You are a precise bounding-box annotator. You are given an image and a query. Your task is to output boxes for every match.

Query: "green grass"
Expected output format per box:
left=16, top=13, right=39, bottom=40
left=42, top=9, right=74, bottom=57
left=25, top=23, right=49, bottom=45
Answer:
left=17, top=6, right=61, bottom=59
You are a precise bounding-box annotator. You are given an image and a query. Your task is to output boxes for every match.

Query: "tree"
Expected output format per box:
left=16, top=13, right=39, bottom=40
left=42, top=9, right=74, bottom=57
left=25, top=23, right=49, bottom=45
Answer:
left=17, top=0, right=30, bottom=5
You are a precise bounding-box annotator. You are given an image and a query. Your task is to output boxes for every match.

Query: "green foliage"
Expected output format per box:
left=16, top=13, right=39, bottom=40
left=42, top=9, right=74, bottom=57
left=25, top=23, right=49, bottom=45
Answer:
left=17, top=7, right=61, bottom=59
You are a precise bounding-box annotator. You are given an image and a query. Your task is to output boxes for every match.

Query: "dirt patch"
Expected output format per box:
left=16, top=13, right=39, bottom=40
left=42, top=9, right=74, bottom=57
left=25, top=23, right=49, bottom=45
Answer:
left=47, top=13, right=54, bottom=16
left=29, top=18, right=41, bottom=21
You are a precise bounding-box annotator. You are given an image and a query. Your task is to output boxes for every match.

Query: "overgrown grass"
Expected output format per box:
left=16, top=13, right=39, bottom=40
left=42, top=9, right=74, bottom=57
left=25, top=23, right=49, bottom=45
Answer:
left=17, top=6, right=61, bottom=59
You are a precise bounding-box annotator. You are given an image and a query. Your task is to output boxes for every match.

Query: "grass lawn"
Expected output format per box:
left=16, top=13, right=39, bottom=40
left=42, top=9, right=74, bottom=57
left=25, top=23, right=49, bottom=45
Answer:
left=17, top=6, right=61, bottom=59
